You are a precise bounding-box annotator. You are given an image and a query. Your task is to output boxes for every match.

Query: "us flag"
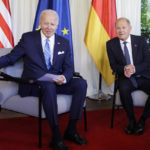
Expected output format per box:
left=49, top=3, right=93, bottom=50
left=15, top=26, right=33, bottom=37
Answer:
left=0, top=0, right=14, bottom=48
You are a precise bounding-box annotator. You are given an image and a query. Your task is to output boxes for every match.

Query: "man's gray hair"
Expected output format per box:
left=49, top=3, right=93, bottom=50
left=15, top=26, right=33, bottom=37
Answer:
left=115, top=17, right=131, bottom=27
left=39, top=9, right=59, bottom=25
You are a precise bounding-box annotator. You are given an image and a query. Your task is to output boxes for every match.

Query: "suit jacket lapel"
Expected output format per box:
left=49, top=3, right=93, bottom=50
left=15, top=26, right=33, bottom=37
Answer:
left=35, top=30, right=47, bottom=69
left=115, top=38, right=126, bottom=65
left=53, top=34, right=61, bottom=65
left=131, top=35, right=138, bottom=64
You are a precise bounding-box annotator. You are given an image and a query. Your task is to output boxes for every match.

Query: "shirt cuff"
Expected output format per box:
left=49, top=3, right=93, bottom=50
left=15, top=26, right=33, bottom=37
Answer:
left=62, top=75, right=67, bottom=84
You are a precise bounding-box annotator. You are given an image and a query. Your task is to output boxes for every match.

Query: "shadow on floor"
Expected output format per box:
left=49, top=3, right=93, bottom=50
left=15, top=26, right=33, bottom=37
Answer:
left=86, top=97, right=112, bottom=111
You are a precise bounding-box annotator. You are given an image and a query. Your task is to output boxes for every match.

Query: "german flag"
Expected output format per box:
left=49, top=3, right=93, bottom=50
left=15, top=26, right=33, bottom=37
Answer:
left=84, top=0, right=117, bottom=86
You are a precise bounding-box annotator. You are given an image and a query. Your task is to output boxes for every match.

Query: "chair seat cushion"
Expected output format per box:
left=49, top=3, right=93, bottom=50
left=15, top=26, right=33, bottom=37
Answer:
left=2, top=94, right=72, bottom=118
left=115, top=90, right=148, bottom=106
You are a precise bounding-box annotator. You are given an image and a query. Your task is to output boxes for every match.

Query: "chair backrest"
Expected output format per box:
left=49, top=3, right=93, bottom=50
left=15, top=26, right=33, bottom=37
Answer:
left=0, top=48, right=23, bottom=78
left=0, top=48, right=12, bottom=55
left=0, top=48, right=23, bottom=104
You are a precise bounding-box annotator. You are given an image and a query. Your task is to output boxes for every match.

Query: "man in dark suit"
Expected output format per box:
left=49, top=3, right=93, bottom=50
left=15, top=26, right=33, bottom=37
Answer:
left=0, top=9, right=87, bottom=150
left=106, top=17, right=150, bottom=135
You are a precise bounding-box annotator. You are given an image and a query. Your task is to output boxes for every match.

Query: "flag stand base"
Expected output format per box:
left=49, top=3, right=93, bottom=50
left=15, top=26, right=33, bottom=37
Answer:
left=87, top=90, right=111, bottom=101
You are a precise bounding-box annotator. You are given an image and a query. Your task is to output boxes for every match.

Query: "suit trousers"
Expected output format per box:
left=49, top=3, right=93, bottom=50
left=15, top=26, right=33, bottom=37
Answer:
left=32, top=78, right=87, bottom=128
left=118, top=76, right=150, bottom=120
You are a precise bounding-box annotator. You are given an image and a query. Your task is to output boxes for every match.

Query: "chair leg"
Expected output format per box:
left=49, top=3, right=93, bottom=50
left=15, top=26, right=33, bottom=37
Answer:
left=111, top=100, right=115, bottom=128
left=38, top=88, right=42, bottom=148
left=111, top=76, right=118, bottom=128
left=111, top=93, right=122, bottom=128
left=83, top=107, right=87, bottom=131
left=0, top=105, right=1, bottom=112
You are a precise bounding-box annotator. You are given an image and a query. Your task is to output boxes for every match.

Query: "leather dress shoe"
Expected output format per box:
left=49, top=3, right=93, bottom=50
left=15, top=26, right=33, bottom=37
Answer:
left=125, top=119, right=136, bottom=135
left=135, top=118, right=145, bottom=135
left=64, top=132, right=87, bottom=145
left=50, top=140, right=69, bottom=150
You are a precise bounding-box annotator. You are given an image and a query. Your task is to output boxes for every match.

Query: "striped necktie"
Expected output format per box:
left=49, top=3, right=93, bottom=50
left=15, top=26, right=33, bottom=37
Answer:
left=44, top=38, right=51, bottom=69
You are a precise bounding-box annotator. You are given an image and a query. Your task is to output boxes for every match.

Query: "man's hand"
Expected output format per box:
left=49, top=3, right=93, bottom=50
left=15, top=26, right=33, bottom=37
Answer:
left=124, top=64, right=135, bottom=78
left=53, top=75, right=65, bottom=85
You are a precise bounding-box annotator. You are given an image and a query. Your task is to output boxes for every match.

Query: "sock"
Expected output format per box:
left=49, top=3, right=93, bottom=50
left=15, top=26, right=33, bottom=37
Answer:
left=128, top=116, right=136, bottom=122
left=66, top=119, right=77, bottom=135
left=51, top=125, right=62, bottom=143
left=140, top=116, right=146, bottom=122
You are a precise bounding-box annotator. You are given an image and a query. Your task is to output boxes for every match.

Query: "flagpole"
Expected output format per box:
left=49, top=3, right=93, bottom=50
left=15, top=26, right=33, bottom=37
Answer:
left=87, top=73, right=104, bottom=101
left=87, top=73, right=111, bottom=101
left=98, top=74, right=112, bottom=100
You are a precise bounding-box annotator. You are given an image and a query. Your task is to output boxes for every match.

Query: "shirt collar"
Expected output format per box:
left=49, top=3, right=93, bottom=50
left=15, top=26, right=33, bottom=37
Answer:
left=120, top=35, right=131, bottom=44
left=40, top=30, right=55, bottom=42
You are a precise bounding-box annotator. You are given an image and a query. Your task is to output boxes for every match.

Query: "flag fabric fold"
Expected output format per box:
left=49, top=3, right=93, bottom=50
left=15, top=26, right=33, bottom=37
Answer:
left=0, top=0, right=14, bottom=48
left=84, top=0, right=117, bottom=86
left=53, top=0, right=74, bottom=63
left=33, top=0, right=52, bottom=31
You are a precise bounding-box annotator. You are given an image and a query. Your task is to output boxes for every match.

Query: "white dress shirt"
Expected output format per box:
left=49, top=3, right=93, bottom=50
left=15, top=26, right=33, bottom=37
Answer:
left=41, top=31, right=55, bottom=65
left=120, top=35, right=134, bottom=65
left=40, top=31, right=67, bottom=83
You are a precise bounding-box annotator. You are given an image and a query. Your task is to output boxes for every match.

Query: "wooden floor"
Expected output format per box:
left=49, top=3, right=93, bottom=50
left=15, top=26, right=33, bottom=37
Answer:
left=86, top=97, right=112, bottom=111
left=0, top=98, right=112, bottom=119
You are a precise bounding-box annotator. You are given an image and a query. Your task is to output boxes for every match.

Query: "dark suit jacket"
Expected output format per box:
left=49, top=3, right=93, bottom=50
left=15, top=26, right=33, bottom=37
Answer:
left=0, top=30, right=74, bottom=96
left=106, top=35, right=150, bottom=79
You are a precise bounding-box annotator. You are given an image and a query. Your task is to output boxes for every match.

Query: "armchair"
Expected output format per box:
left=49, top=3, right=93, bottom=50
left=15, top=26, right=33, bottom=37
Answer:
left=0, top=48, right=87, bottom=148
left=111, top=73, right=148, bottom=128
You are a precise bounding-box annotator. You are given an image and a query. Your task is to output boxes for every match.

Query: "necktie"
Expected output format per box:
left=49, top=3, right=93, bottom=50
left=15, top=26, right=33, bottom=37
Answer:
left=44, top=38, right=51, bottom=69
left=123, top=41, right=138, bottom=88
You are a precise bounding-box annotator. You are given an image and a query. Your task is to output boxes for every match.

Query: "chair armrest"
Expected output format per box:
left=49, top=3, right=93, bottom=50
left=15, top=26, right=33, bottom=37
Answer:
left=73, top=72, right=83, bottom=78
left=112, top=71, right=118, bottom=80
left=0, top=71, right=83, bottom=85
left=112, top=71, right=119, bottom=93
left=0, top=71, right=36, bottom=85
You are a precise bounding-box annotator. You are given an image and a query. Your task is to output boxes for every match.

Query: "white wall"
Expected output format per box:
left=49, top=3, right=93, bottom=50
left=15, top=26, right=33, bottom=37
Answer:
left=9, top=0, right=38, bottom=44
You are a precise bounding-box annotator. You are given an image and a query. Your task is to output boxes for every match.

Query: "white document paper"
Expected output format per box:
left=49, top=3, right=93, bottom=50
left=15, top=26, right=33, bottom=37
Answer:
left=38, top=73, right=61, bottom=82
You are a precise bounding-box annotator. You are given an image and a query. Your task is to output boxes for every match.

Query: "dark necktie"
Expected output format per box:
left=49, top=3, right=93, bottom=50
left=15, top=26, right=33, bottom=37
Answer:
left=123, top=41, right=138, bottom=88
left=44, top=38, right=51, bottom=69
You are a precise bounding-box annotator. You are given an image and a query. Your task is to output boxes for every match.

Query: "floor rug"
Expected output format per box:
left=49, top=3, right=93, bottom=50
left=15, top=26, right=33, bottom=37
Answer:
left=0, top=108, right=150, bottom=150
